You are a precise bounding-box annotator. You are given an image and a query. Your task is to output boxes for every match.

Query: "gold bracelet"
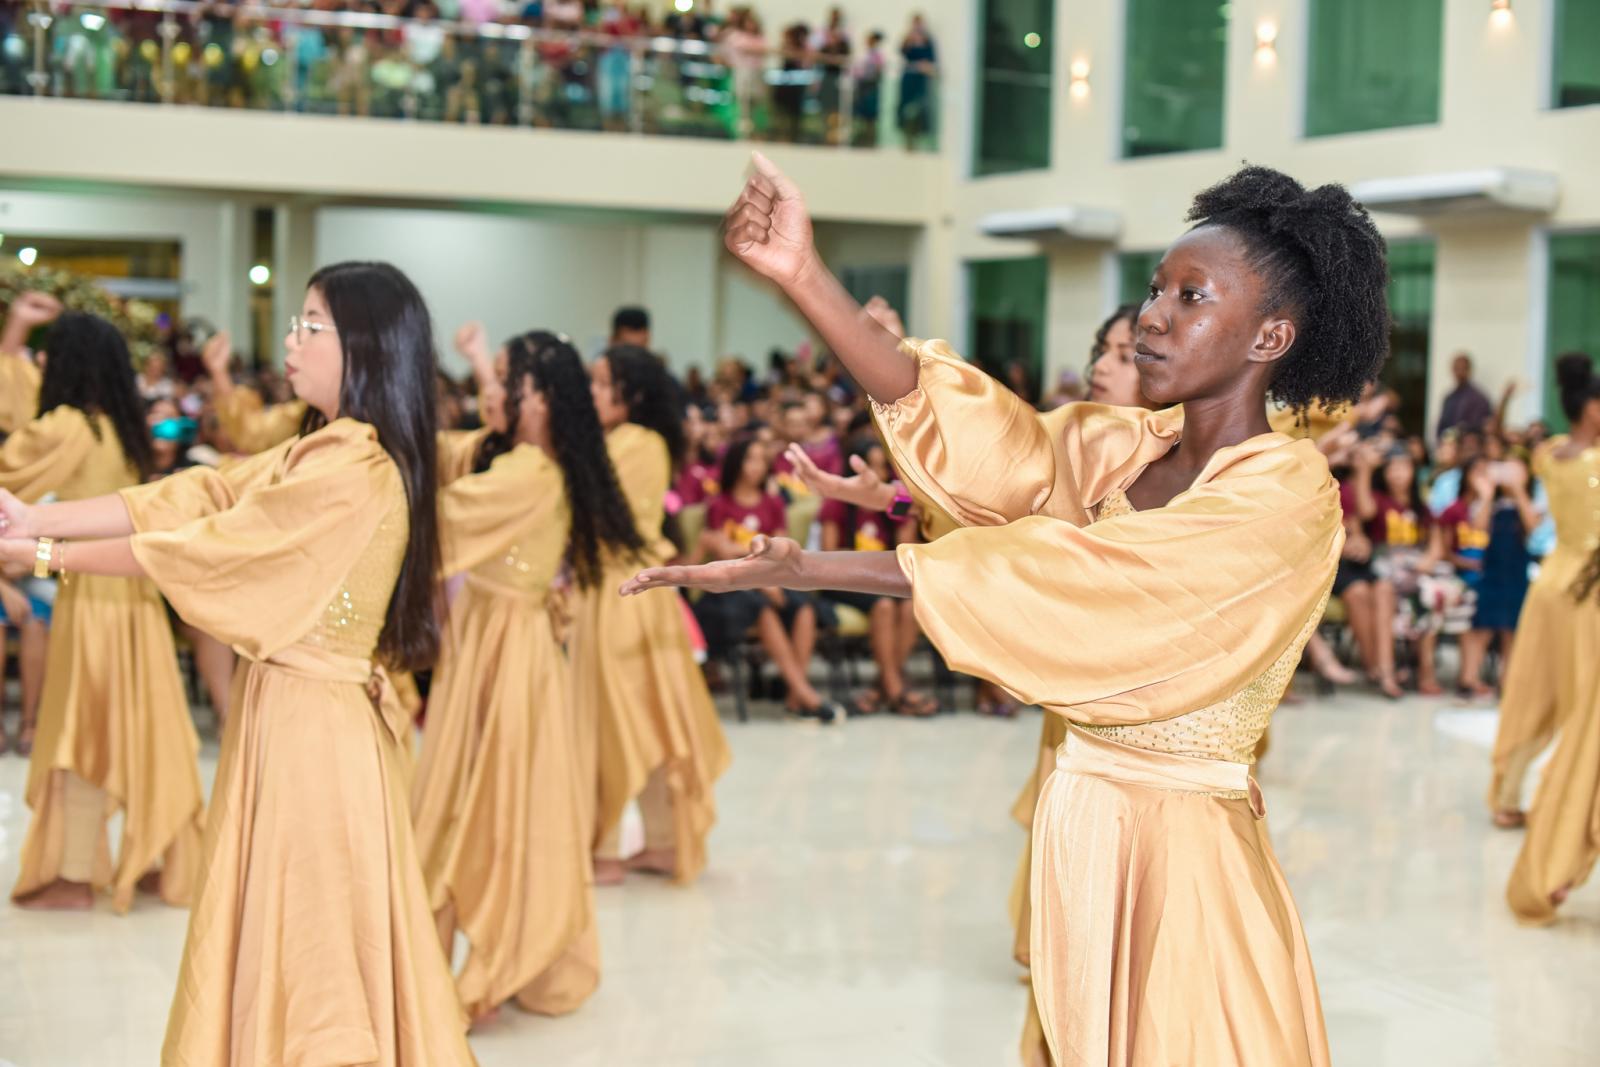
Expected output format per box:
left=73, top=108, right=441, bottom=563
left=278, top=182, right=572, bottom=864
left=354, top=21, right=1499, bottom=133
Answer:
left=33, top=537, right=53, bottom=580
left=56, top=539, right=68, bottom=585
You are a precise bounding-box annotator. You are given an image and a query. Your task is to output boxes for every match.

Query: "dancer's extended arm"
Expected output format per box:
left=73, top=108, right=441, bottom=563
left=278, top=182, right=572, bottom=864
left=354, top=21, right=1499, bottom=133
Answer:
left=621, top=534, right=909, bottom=599
left=721, top=154, right=916, bottom=405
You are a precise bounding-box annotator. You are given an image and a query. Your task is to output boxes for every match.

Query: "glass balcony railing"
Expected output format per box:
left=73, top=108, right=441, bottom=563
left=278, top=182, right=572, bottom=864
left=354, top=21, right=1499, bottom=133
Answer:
left=0, top=0, right=940, bottom=151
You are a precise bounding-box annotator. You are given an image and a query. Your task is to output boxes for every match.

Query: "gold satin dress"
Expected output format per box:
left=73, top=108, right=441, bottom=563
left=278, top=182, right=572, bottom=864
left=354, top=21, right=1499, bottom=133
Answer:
left=1502, top=442, right=1600, bottom=924
left=1489, top=440, right=1599, bottom=814
left=213, top=387, right=307, bottom=455
left=569, top=423, right=731, bottom=884
left=120, top=419, right=475, bottom=1067
left=3, top=407, right=204, bottom=913
left=0, top=353, right=41, bottom=435
left=876, top=339, right=1339, bottom=1067
left=411, top=432, right=598, bottom=1018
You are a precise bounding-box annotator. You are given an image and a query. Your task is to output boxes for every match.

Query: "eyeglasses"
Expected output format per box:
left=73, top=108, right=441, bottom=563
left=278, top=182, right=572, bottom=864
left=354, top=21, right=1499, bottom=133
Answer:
left=288, top=315, right=337, bottom=344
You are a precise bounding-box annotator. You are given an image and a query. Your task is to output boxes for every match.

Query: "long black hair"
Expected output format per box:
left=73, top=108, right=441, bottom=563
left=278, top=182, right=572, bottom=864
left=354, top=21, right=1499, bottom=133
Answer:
left=603, top=344, right=688, bottom=471
left=1185, top=165, right=1390, bottom=412
left=38, top=312, right=155, bottom=479
left=300, top=261, right=441, bottom=673
left=475, top=330, right=644, bottom=588
left=1555, top=352, right=1599, bottom=425
left=716, top=435, right=764, bottom=495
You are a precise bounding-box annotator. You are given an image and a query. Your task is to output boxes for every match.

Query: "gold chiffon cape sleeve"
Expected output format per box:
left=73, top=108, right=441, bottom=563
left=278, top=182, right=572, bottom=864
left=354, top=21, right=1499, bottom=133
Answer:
left=0, top=354, right=42, bottom=436
left=0, top=407, right=99, bottom=499
left=871, top=337, right=1182, bottom=529
left=215, top=387, right=307, bottom=454
left=438, top=442, right=562, bottom=576
left=119, top=420, right=397, bottom=661
left=897, top=437, right=1343, bottom=725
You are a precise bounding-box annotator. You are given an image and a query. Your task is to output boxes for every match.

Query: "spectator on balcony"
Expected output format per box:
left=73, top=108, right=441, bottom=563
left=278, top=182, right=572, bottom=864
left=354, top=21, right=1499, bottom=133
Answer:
left=897, top=13, right=937, bottom=148
left=812, top=7, right=849, bottom=142
left=770, top=22, right=810, bottom=143
left=598, top=1, right=643, bottom=130
left=851, top=29, right=885, bottom=146
left=720, top=7, right=767, bottom=138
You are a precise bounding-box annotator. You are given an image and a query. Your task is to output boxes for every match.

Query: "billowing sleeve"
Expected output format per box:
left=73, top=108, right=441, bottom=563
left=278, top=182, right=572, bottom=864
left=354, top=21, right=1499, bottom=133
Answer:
left=214, top=387, right=306, bottom=454
left=437, top=428, right=492, bottom=485
left=0, top=408, right=97, bottom=501
left=871, top=338, right=1174, bottom=529
left=128, top=422, right=397, bottom=660
left=0, top=355, right=42, bottom=436
left=897, top=440, right=1343, bottom=725
left=438, top=444, right=563, bottom=576
left=119, top=443, right=287, bottom=532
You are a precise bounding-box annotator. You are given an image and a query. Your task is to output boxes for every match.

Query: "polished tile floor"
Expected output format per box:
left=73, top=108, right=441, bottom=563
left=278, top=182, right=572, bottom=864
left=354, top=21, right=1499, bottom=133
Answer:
left=0, top=681, right=1596, bottom=1066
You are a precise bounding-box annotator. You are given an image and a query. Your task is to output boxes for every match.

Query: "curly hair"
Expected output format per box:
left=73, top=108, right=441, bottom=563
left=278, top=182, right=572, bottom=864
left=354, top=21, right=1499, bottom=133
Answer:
left=1185, top=164, right=1390, bottom=412
left=604, top=344, right=688, bottom=471
left=1090, top=303, right=1140, bottom=365
left=477, top=331, right=644, bottom=589
left=38, top=311, right=156, bottom=479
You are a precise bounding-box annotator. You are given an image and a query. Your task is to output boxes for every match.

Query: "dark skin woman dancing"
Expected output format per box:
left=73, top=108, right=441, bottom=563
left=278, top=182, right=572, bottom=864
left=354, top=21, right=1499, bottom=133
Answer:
left=624, top=154, right=1389, bottom=1066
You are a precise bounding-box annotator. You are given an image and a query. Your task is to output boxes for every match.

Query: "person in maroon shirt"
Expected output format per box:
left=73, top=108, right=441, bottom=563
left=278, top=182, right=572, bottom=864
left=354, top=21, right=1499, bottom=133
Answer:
left=1335, top=441, right=1404, bottom=699
left=817, top=440, right=935, bottom=716
left=693, top=436, right=845, bottom=722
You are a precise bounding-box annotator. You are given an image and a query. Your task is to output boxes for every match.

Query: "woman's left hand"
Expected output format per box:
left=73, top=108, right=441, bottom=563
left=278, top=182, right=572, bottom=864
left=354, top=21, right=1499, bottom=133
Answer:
left=0, top=538, right=37, bottom=572
left=621, top=535, right=803, bottom=596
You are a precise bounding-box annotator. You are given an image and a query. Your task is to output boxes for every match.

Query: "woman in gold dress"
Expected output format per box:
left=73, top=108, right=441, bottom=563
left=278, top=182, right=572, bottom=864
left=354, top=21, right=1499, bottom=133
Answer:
left=1502, top=354, right=1600, bottom=923
left=624, top=157, right=1392, bottom=1066
left=0, top=263, right=475, bottom=1066
left=575, top=344, right=732, bottom=886
left=4, top=312, right=203, bottom=914
left=413, top=330, right=647, bottom=1021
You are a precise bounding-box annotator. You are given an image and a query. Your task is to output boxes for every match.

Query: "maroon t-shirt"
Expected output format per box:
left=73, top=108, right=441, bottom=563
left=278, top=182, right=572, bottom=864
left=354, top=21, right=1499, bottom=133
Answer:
left=819, top=498, right=897, bottom=551
left=706, top=492, right=787, bottom=550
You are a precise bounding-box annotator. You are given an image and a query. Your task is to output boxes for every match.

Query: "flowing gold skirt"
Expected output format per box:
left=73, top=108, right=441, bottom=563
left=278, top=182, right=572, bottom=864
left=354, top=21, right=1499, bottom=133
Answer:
left=412, top=578, right=598, bottom=1018
left=1488, top=554, right=1583, bottom=813
left=162, top=647, right=474, bottom=1067
left=1031, top=726, right=1327, bottom=1067
left=1008, top=713, right=1068, bottom=1067
left=11, top=572, right=203, bottom=913
left=1505, top=592, right=1600, bottom=925
left=570, top=579, right=731, bottom=884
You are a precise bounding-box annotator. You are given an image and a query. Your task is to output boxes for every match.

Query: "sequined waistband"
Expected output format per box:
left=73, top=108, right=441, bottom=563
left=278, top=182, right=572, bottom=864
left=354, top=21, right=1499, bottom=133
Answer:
left=1057, top=724, right=1265, bottom=817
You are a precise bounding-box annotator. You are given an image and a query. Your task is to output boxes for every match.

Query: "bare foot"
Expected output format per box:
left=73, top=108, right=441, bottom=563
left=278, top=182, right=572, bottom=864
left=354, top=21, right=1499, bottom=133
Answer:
left=469, top=1004, right=503, bottom=1030
left=137, top=870, right=163, bottom=896
left=625, top=847, right=677, bottom=877
left=15, top=722, right=34, bottom=757
left=1492, top=810, right=1526, bottom=829
left=15, top=879, right=95, bottom=910
left=1551, top=884, right=1572, bottom=907
left=593, top=858, right=626, bottom=886
left=1376, top=676, right=1404, bottom=701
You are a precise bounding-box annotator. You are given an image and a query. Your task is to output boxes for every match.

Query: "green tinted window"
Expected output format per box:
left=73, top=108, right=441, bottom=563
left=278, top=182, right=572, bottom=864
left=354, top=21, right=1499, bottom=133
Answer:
left=1121, top=0, right=1227, bottom=157
left=1553, top=0, right=1600, bottom=108
left=974, top=0, right=1054, bottom=175
left=1546, top=233, right=1600, bottom=431
left=967, top=256, right=1048, bottom=404
left=1306, top=0, right=1443, bottom=136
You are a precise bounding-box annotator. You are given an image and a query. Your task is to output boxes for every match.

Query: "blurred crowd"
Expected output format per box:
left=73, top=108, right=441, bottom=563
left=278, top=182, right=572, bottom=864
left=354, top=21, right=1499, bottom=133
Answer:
left=0, top=0, right=940, bottom=146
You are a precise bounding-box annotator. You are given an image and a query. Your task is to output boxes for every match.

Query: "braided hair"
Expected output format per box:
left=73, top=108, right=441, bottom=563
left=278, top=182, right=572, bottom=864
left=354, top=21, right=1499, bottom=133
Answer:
left=476, top=331, right=643, bottom=589
left=1185, top=165, right=1390, bottom=412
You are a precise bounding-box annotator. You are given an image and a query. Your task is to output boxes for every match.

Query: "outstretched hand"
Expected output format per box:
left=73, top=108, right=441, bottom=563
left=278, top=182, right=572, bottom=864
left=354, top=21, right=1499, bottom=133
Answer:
left=620, top=535, right=804, bottom=597
left=722, top=153, right=817, bottom=288
left=783, top=443, right=891, bottom=511
left=862, top=296, right=905, bottom=340
left=201, top=329, right=233, bottom=379
left=0, top=489, right=38, bottom=541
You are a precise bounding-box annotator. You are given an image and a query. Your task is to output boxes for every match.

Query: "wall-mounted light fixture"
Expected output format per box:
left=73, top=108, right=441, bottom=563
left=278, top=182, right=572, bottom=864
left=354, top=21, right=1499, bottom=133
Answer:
left=1069, top=58, right=1090, bottom=100
left=1255, top=20, right=1279, bottom=65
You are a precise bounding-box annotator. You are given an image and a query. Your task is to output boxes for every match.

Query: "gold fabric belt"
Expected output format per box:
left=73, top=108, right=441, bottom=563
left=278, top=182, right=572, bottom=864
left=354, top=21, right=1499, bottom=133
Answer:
left=1057, top=723, right=1265, bottom=818
left=248, top=644, right=409, bottom=747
